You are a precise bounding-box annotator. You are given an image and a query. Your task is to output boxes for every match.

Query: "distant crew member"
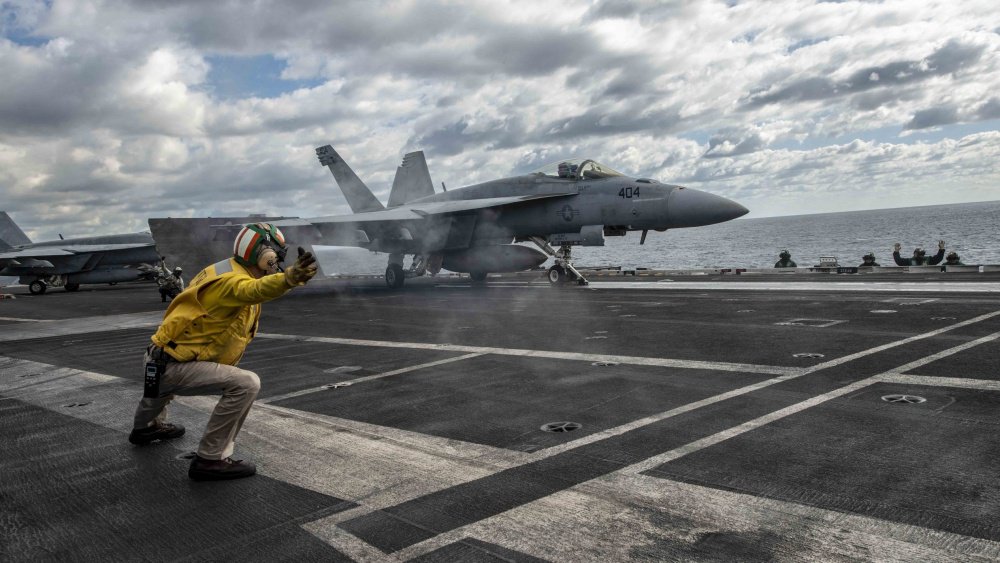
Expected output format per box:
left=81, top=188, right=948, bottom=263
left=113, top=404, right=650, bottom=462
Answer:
left=774, top=250, right=797, bottom=268
left=944, top=251, right=964, bottom=266
left=859, top=253, right=880, bottom=267
left=158, top=266, right=185, bottom=302
left=129, top=223, right=318, bottom=481
left=893, top=241, right=945, bottom=266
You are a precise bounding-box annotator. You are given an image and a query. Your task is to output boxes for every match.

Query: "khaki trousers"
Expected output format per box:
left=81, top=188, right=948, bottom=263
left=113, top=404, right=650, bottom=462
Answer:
left=133, top=351, right=260, bottom=460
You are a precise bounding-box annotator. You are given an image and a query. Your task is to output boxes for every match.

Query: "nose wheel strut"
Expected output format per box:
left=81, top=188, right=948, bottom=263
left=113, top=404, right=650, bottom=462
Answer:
left=529, top=237, right=588, bottom=286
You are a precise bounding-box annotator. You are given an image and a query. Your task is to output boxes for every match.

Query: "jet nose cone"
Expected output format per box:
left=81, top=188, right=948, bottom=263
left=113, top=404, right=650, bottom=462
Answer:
left=666, top=187, right=748, bottom=227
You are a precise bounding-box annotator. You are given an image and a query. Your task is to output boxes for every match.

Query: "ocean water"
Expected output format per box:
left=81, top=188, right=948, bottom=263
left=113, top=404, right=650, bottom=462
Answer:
left=585, top=199, right=1000, bottom=270
left=313, top=200, right=1000, bottom=275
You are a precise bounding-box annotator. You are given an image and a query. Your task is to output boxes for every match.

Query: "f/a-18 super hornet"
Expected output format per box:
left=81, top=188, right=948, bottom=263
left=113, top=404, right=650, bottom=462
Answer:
left=271, top=145, right=749, bottom=288
left=0, top=212, right=161, bottom=295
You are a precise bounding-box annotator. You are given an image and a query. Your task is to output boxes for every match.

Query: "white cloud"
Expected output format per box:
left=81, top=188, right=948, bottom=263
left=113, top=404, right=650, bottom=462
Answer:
left=0, top=0, right=997, bottom=240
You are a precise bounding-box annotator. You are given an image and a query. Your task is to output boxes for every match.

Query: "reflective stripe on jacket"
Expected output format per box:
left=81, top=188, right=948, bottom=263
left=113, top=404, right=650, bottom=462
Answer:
left=151, top=257, right=292, bottom=365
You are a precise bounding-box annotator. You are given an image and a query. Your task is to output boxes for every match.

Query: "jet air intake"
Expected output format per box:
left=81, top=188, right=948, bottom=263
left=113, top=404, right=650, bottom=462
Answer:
left=442, top=245, right=546, bottom=273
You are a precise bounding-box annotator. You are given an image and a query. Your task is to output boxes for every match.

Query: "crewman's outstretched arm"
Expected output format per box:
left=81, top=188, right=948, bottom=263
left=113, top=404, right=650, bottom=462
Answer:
left=217, top=274, right=293, bottom=306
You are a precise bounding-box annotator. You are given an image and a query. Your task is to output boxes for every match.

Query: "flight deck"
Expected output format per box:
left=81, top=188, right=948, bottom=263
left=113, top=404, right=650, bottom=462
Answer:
left=2, top=272, right=1000, bottom=561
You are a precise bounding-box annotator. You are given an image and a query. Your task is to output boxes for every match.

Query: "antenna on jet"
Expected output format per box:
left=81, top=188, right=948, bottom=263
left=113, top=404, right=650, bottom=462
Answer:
left=59, top=234, right=64, bottom=240
left=441, top=181, right=447, bottom=192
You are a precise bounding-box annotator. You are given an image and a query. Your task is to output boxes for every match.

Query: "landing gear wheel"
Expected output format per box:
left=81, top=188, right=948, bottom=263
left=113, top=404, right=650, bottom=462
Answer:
left=470, top=271, right=488, bottom=282
left=547, top=265, right=566, bottom=284
left=29, top=280, right=47, bottom=295
left=385, top=264, right=405, bottom=288
left=64, top=283, right=80, bottom=292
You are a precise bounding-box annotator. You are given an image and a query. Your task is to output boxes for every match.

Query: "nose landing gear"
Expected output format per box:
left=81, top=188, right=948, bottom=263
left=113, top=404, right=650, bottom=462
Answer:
left=529, top=237, right=588, bottom=286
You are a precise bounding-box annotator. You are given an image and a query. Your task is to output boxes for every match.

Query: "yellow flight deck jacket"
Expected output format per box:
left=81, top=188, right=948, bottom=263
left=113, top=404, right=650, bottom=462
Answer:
left=151, top=258, right=293, bottom=365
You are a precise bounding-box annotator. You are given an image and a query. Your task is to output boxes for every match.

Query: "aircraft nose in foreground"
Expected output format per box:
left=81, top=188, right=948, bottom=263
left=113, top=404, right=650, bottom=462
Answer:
left=665, top=187, right=749, bottom=228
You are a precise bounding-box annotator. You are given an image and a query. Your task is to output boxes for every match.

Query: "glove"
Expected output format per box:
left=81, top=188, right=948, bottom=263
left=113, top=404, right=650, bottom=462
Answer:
left=284, top=247, right=318, bottom=286
left=938, top=240, right=945, bottom=250
left=893, top=243, right=901, bottom=252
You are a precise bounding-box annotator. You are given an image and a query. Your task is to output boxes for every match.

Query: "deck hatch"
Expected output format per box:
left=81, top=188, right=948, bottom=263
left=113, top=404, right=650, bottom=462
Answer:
left=881, top=394, right=927, bottom=404
left=540, top=421, right=582, bottom=433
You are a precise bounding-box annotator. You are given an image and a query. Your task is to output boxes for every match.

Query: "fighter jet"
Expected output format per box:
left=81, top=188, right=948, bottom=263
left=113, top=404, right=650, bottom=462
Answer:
left=0, top=212, right=161, bottom=295
left=271, top=145, right=749, bottom=287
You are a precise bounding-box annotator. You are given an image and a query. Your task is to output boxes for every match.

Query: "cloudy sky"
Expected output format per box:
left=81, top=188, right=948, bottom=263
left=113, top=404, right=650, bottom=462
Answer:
left=1, top=0, right=998, bottom=241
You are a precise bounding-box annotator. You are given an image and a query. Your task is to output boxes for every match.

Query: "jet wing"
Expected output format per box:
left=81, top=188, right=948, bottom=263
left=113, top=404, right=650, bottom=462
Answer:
left=0, top=243, right=152, bottom=260
left=272, top=192, right=578, bottom=251
left=304, top=192, right=576, bottom=224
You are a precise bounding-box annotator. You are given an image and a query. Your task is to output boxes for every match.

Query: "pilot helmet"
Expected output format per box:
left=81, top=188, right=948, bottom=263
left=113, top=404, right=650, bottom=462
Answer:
left=779, top=250, right=791, bottom=259
left=173, top=266, right=182, bottom=275
left=915, top=248, right=926, bottom=257
left=233, top=223, right=287, bottom=271
left=947, top=251, right=959, bottom=261
left=863, top=252, right=875, bottom=261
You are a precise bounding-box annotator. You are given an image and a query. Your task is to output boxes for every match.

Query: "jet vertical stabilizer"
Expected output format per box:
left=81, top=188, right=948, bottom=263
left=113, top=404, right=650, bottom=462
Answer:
left=388, top=151, right=435, bottom=207
left=0, top=212, right=32, bottom=251
left=315, top=145, right=385, bottom=213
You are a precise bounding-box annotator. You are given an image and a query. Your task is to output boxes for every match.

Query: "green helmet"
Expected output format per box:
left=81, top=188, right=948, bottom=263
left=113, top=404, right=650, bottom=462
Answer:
left=233, top=223, right=288, bottom=268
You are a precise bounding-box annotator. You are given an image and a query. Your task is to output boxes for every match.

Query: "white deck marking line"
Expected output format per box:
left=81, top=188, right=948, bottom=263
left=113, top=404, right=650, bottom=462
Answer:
left=393, top=329, right=1000, bottom=561
left=588, top=281, right=1000, bottom=292
left=397, top=472, right=1000, bottom=563
left=881, top=331, right=1000, bottom=376
left=301, top=516, right=391, bottom=562
left=794, top=310, right=1000, bottom=374
left=528, top=310, right=1000, bottom=458
left=622, top=329, right=1000, bottom=476
left=0, top=316, right=52, bottom=322
left=881, top=373, right=1000, bottom=391
left=257, top=353, right=484, bottom=404
left=256, top=333, right=797, bottom=376
left=0, top=311, right=162, bottom=342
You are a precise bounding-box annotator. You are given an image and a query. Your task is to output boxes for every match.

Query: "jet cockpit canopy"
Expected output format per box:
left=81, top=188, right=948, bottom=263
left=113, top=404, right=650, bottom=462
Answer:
left=530, top=159, right=625, bottom=180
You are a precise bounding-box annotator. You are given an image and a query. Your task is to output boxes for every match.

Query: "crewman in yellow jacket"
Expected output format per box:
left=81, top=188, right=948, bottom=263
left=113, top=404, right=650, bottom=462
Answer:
left=129, top=223, right=318, bottom=481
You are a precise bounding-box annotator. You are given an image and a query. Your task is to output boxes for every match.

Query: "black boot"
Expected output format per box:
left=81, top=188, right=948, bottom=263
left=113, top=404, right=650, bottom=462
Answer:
left=129, top=422, right=185, bottom=445
left=188, top=456, right=257, bottom=481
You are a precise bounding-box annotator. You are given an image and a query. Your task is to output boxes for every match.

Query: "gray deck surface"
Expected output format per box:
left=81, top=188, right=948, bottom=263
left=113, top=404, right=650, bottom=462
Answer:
left=2, top=272, right=1000, bottom=561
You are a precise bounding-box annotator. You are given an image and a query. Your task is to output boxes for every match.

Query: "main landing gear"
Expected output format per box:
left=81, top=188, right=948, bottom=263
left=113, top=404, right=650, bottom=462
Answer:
left=528, top=237, right=588, bottom=286
left=385, top=254, right=435, bottom=289
left=28, top=280, right=47, bottom=295
left=27, top=275, right=77, bottom=295
left=385, top=263, right=405, bottom=289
